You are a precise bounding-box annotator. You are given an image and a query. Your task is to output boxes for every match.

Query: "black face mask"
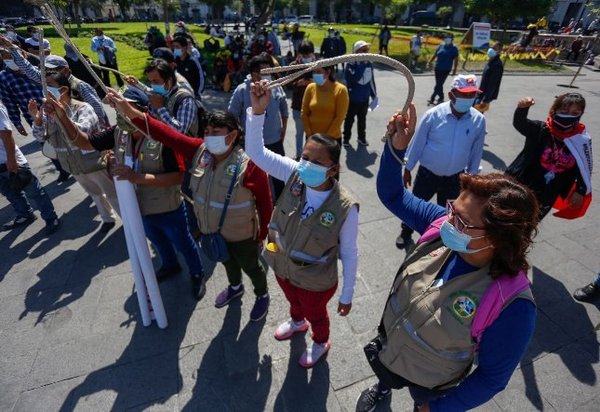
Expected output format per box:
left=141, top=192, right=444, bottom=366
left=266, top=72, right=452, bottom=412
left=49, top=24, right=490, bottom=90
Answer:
left=552, top=113, right=581, bottom=131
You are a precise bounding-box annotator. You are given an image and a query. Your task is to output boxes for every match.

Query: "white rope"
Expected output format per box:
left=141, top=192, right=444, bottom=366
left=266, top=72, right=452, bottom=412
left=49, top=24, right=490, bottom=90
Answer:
left=38, top=28, right=47, bottom=98
left=261, top=53, right=414, bottom=164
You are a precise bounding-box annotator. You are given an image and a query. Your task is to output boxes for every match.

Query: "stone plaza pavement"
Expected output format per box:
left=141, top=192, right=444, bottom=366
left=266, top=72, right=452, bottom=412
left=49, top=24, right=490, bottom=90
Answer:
left=1, top=65, right=600, bottom=412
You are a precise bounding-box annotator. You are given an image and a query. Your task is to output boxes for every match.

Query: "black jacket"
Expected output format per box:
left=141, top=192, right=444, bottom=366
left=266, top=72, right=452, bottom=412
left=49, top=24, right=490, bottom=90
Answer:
left=478, top=56, right=503, bottom=103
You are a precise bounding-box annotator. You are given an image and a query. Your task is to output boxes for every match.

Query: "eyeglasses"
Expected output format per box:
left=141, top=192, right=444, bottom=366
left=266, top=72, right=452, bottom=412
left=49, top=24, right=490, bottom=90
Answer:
left=446, top=200, right=485, bottom=233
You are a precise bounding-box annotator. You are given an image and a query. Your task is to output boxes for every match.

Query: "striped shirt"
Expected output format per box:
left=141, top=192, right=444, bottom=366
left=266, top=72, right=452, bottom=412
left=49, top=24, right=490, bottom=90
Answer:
left=0, top=68, right=43, bottom=128
left=9, top=47, right=107, bottom=126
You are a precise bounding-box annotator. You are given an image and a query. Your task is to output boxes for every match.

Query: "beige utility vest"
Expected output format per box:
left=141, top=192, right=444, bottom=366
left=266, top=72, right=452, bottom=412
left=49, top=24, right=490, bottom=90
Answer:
left=379, top=240, right=533, bottom=389
left=166, top=87, right=199, bottom=137
left=113, top=129, right=182, bottom=216
left=189, top=145, right=257, bottom=242
left=45, top=100, right=106, bottom=175
left=263, top=173, right=358, bottom=291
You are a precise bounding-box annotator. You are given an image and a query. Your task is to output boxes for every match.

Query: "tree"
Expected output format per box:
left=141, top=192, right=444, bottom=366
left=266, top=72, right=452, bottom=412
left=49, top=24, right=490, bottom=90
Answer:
left=465, top=0, right=553, bottom=29
left=368, top=0, right=412, bottom=24
left=437, top=6, right=453, bottom=26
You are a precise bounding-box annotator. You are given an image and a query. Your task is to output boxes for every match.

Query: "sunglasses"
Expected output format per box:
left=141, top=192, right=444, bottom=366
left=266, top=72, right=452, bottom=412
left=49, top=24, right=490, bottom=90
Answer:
left=446, top=200, right=485, bottom=233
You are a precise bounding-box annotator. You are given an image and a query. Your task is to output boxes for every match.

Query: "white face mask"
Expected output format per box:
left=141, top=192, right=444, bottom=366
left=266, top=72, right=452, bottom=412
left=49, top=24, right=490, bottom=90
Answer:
left=32, top=32, right=40, bottom=40
left=6, top=31, right=17, bottom=41
left=4, top=60, right=19, bottom=71
left=205, top=134, right=231, bottom=155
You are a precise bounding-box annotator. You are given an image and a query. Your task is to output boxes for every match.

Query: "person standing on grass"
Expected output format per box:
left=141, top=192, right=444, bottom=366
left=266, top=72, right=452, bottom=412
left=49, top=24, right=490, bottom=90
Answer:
left=343, top=40, right=377, bottom=148
left=427, top=34, right=458, bottom=106
left=246, top=81, right=359, bottom=368
left=91, top=28, right=124, bottom=88
left=379, top=25, right=392, bottom=56
left=409, top=31, right=423, bottom=70
left=0, top=101, right=60, bottom=234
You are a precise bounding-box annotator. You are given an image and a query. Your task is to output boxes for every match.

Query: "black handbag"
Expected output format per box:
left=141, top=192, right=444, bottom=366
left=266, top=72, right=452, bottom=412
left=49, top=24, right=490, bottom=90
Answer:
left=200, top=159, right=241, bottom=262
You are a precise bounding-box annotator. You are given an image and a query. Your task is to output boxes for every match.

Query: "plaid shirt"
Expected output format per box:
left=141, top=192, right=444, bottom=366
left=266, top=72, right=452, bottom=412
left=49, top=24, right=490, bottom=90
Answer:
left=9, top=47, right=107, bottom=126
left=153, top=87, right=197, bottom=134
left=0, top=68, right=43, bottom=128
left=32, top=100, right=99, bottom=142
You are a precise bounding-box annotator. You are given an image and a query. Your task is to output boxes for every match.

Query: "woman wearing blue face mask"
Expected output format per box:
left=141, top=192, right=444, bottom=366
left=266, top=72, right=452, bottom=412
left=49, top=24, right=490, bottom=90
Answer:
left=107, top=94, right=274, bottom=323
left=356, top=104, right=540, bottom=412
left=246, top=81, right=359, bottom=368
left=506, top=92, right=592, bottom=220
left=301, top=64, right=349, bottom=145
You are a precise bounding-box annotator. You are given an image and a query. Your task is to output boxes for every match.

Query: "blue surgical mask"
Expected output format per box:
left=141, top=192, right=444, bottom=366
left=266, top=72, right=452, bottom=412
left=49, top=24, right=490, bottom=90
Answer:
left=451, top=94, right=476, bottom=113
left=297, top=159, right=331, bottom=187
left=487, top=48, right=497, bottom=58
left=205, top=134, right=231, bottom=155
left=440, top=220, right=490, bottom=254
left=151, top=83, right=169, bottom=97
left=313, top=73, right=325, bottom=86
left=173, top=48, right=183, bottom=58
left=47, top=86, right=62, bottom=99
left=444, top=38, right=452, bottom=45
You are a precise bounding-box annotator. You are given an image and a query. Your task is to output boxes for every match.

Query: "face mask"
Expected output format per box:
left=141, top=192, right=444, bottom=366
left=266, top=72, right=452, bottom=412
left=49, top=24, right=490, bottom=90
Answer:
left=451, top=94, right=476, bottom=113
left=173, top=48, right=183, bottom=58
left=262, top=74, right=272, bottom=82
left=205, top=134, right=231, bottom=155
left=4, top=60, right=19, bottom=71
left=301, top=56, right=315, bottom=64
left=444, top=38, right=452, bottom=45
left=32, top=32, right=40, bottom=40
left=329, top=32, right=334, bottom=38
left=552, top=113, right=581, bottom=131
left=116, top=115, right=136, bottom=132
left=151, top=83, right=169, bottom=97
left=313, top=73, right=325, bottom=86
left=175, top=27, right=184, bottom=34
left=440, top=220, right=490, bottom=254
left=297, top=159, right=331, bottom=187
left=47, top=86, right=62, bottom=99
left=487, top=48, right=497, bottom=58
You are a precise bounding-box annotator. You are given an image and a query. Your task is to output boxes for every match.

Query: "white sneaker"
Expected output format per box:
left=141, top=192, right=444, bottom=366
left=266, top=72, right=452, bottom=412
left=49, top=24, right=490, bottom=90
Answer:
left=274, top=319, right=309, bottom=341
left=299, top=341, right=330, bottom=368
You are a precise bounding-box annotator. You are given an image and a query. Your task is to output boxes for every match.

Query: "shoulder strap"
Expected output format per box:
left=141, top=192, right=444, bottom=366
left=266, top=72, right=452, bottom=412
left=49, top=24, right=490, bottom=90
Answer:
left=217, top=155, right=242, bottom=232
left=417, top=215, right=447, bottom=245
left=471, top=271, right=531, bottom=350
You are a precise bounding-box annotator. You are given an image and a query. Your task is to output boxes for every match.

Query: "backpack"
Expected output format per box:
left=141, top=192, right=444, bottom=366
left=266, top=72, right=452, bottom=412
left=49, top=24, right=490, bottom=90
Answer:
left=417, top=216, right=532, bottom=349
left=170, top=88, right=208, bottom=137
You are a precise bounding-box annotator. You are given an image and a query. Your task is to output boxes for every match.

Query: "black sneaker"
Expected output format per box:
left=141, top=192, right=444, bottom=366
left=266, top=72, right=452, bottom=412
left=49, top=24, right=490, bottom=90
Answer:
left=358, top=139, right=369, bottom=146
left=250, top=294, right=270, bottom=321
left=57, top=171, right=71, bottom=183
left=573, top=281, right=600, bottom=302
left=191, top=275, right=207, bottom=301
left=355, top=384, right=391, bottom=412
left=343, top=140, right=351, bottom=147
left=395, top=227, right=413, bottom=248
left=2, top=215, right=37, bottom=231
left=156, top=264, right=182, bottom=282
left=45, top=218, right=61, bottom=235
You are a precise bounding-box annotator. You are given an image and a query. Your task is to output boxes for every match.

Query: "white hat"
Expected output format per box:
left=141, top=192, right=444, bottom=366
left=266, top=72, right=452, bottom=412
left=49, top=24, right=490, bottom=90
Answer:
left=352, top=40, right=370, bottom=53
left=450, top=74, right=481, bottom=93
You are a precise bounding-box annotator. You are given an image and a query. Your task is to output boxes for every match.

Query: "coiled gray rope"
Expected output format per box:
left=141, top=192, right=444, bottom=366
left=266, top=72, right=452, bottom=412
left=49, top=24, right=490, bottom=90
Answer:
left=260, top=53, right=414, bottom=164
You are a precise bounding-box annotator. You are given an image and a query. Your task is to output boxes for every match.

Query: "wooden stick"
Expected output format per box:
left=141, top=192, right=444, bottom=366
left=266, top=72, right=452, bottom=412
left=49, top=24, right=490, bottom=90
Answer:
left=38, top=28, right=47, bottom=98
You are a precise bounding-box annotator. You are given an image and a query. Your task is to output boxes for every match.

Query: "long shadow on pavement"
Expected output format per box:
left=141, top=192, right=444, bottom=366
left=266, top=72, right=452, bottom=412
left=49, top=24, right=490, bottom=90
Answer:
left=519, top=266, right=599, bottom=409
left=182, top=300, right=272, bottom=411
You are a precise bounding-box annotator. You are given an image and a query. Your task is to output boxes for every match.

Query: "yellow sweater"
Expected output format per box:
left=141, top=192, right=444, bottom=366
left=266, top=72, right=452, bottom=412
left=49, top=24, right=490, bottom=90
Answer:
left=301, top=81, right=349, bottom=140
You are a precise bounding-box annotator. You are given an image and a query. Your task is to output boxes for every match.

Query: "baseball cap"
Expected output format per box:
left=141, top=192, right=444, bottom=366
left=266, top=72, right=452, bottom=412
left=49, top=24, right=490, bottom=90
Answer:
left=45, top=55, right=69, bottom=69
left=122, top=86, right=149, bottom=107
left=450, top=74, right=481, bottom=93
left=152, top=47, right=175, bottom=63
left=352, top=40, right=370, bottom=53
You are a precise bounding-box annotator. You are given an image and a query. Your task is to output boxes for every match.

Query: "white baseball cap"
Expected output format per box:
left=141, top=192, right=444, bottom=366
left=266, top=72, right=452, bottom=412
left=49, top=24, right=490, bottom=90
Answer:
left=352, top=40, right=370, bottom=53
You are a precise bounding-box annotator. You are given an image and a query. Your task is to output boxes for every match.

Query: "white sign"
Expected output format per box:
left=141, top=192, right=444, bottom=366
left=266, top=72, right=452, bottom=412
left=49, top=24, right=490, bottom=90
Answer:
left=472, top=22, right=491, bottom=50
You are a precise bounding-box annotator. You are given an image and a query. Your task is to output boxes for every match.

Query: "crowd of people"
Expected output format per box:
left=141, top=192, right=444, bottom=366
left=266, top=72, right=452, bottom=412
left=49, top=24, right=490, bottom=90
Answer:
left=0, top=21, right=597, bottom=411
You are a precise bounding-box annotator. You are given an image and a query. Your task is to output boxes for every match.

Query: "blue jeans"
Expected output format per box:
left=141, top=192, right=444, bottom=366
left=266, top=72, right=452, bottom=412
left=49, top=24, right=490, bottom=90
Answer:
left=594, top=273, right=600, bottom=287
left=142, top=203, right=204, bottom=276
left=292, top=109, right=305, bottom=159
left=0, top=165, right=57, bottom=222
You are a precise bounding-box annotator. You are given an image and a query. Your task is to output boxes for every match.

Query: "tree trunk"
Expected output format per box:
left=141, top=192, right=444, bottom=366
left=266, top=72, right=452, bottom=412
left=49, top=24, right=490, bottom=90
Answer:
left=163, top=0, right=170, bottom=36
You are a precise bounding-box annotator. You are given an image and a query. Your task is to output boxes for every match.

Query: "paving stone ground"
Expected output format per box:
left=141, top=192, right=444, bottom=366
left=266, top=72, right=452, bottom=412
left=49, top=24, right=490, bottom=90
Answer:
left=1, top=62, right=600, bottom=411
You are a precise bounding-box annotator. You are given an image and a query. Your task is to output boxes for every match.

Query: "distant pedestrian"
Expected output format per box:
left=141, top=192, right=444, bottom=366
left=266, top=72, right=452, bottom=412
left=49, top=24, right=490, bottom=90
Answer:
left=343, top=40, right=376, bottom=147
left=172, top=35, right=205, bottom=98
left=409, top=31, right=423, bottom=70
left=320, top=27, right=338, bottom=59
left=427, top=34, right=458, bottom=105
left=290, top=23, right=305, bottom=56
left=474, top=43, right=504, bottom=114
left=91, top=28, right=123, bottom=88
left=0, top=101, right=60, bottom=234
left=506, top=93, right=592, bottom=219
left=290, top=41, right=316, bottom=159
left=378, top=25, right=392, bottom=56
left=334, top=30, right=347, bottom=71
left=397, top=74, right=485, bottom=247
left=24, top=26, right=50, bottom=55
left=565, top=35, right=584, bottom=62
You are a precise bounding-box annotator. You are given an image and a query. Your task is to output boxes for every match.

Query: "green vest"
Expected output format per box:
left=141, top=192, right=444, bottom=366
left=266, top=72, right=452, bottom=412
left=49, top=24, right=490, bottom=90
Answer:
left=189, top=146, right=257, bottom=242
left=263, top=173, right=358, bottom=291
left=45, top=99, right=105, bottom=175
left=165, top=86, right=199, bottom=137
left=113, top=128, right=182, bottom=216
left=379, top=240, right=534, bottom=389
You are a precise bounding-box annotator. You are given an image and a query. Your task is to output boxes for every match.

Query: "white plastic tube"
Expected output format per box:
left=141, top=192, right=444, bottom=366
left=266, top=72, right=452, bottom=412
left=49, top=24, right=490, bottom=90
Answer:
left=114, top=176, right=168, bottom=329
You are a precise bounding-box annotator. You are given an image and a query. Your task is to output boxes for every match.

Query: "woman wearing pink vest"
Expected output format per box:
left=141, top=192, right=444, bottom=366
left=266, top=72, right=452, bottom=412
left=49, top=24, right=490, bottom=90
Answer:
left=356, top=104, right=541, bottom=412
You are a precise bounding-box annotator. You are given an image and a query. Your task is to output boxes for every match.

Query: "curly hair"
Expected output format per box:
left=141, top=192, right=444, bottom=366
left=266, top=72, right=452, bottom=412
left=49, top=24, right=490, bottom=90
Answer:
left=459, top=173, right=540, bottom=278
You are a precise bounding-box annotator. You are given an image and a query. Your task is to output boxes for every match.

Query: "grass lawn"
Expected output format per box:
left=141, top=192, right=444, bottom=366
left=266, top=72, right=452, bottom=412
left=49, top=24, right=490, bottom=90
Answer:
left=18, top=21, right=564, bottom=81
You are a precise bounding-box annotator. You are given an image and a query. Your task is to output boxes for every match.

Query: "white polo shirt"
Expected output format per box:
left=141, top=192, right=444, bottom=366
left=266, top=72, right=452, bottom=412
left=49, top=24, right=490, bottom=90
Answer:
left=0, top=103, right=27, bottom=166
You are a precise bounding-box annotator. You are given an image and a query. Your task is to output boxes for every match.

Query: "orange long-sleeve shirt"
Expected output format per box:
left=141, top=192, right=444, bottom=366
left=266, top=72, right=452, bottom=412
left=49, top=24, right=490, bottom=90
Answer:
left=301, top=80, right=349, bottom=140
